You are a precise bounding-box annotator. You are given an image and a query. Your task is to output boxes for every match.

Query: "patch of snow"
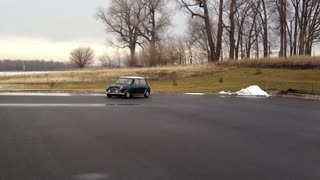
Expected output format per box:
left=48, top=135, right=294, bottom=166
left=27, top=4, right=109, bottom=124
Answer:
left=219, top=85, right=269, bottom=97
left=219, top=91, right=234, bottom=95
left=235, top=85, right=269, bottom=97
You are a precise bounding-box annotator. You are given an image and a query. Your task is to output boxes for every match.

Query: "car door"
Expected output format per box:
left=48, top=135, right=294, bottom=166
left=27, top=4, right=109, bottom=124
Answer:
left=132, top=79, right=140, bottom=94
left=139, top=79, right=148, bottom=93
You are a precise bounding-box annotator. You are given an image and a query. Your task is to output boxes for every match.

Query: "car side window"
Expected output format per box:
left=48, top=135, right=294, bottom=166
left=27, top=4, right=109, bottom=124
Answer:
left=139, top=79, right=147, bottom=86
left=133, top=79, right=140, bottom=86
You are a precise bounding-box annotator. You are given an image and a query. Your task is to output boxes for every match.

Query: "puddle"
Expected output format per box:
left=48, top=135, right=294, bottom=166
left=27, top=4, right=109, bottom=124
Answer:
left=0, top=103, right=140, bottom=107
left=0, top=93, right=105, bottom=97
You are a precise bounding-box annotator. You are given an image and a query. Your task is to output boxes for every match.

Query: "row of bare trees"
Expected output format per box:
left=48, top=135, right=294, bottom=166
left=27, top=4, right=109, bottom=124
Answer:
left=0, top=60, right=70, bottom=71
left=97, top=0, right=171, bottom=67
left=182, top=0, right=320, bottom=61
left=96, top=0, right=320, bottom=67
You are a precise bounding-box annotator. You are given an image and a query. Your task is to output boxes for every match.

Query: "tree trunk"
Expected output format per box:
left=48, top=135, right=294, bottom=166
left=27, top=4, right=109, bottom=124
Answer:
left=150, top=8, right=157, bottom=66
left=278, top=0, right=287, bottom=57
left=246, top=35, right=251, bottom=59
left=305, top=39, right=312, bottom=55
left=240, top=35, right=244, bottom=59
left=246, top=3, right=259, bottom=59
left=299, top=1, right=308, bottom=55
left=130, top=44, right=136, bottom=67
left=229, top=0, right=236, bottom=60
left=236, top=16, right=246, bottom=60
left=255, top=23, right=259, bottom=58
left=293, top=4, right=298, bottom=55
left=203, top=0, right=216, bottom=62
left=215, top=0, right=224, bottom=61
left=261, top=0, right=269, bottom=58
left=235, top=43, right=239, bottom=60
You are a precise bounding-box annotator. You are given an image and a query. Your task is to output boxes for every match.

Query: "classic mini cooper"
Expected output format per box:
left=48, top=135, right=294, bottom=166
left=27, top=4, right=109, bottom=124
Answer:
left=106, top=76, right=151, bottom=98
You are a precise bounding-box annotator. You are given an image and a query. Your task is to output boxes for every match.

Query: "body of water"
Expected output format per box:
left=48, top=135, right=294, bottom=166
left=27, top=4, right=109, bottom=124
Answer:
left=0, top=71, right=48, bottom=76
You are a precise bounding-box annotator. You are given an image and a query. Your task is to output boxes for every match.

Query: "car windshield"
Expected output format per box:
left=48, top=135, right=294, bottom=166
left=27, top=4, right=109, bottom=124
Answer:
left=115, top=78, right=133, bottom=85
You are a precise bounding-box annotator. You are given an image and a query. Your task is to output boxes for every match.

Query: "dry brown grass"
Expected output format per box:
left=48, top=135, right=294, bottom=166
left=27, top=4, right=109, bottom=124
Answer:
left=0, top=64, right=217, bottom=84
left=2, top=68, right=320, bottom=95
left=216, top=56, right=320, bottom=69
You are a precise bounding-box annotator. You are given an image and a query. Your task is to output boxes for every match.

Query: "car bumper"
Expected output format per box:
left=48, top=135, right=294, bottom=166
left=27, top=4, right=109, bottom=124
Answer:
left=106, top=93, right=125, bottom=96
left=106, top=91, right=125, bottom=96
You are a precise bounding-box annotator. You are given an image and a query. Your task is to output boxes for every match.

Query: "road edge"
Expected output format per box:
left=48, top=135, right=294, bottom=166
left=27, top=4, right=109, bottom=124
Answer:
left=0, top=90, right=319, bottom=100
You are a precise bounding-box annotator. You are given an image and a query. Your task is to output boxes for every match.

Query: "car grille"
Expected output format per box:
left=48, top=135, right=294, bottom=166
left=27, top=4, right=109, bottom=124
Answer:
left=109, top=88, right=120, bottom=93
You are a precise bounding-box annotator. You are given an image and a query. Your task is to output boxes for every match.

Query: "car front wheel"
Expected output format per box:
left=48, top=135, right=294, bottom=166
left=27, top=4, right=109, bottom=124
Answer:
left=107, top=94, right=112, bottom=98
left=125, top=91, right=132, bottom=99
left=144, top=90, right=150, bottom=98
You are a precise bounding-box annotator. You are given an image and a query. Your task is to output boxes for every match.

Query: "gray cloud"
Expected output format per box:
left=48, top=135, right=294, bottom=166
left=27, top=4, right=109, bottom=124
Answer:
left=0, top=0, right=108, bottom=41
left=0, top=0, right=186, bottom=42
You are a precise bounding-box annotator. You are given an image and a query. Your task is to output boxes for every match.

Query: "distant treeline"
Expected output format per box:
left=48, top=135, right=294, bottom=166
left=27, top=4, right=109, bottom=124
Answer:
left=0, top=60, right=71, bottom=72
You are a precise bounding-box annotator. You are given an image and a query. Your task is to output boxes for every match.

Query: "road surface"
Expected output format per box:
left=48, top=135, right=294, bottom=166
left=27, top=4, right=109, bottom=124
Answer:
left=0, top=94, right=319, bottom=180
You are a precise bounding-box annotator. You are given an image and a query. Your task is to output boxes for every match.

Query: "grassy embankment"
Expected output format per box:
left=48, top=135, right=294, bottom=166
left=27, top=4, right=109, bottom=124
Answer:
left=0, top=56, right=320, bottom=94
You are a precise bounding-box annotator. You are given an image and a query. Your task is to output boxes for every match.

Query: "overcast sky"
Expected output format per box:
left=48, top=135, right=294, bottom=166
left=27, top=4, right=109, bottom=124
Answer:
left=0, top=0, right=186, bottom=61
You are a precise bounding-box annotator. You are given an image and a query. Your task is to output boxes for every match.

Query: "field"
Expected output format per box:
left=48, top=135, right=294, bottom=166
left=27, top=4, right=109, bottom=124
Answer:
left=1, top=57, right=320, bottom=94
left=217, top=56, right=320, bottom=69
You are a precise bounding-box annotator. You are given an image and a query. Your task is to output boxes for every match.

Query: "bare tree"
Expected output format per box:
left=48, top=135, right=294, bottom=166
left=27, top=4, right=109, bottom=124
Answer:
left=140, top=0, right=171, bottom=66
left=155, top=36, right=190, bottom=65
left=257, top=0, right=271, bottom=58
left=244, top=0, right=260, bottom=59
left=185, top=36, right=194, bottom=64
left=224, top=0, right=250, bottom=60
left=98, top=53, right=118, bottom=68
left=97, top=0, right=150, bottom=67
left=216, top=0, right=224, bottom=61
left=228, top=0, right=236, bottom=60
left=161, top=37, right=179, bottom=65
left=298, top=0, right=320, bottom=55
left=69, top=47, right=95, bottom=69
left=177, top=0, right=218, bottom=62
left=285, top=0, right=320, bottom=56
left=0, top=60, right=70, bottom=71
left=274, top=0, right=287, bottom=57
left=186, top=17, right=210, bottom=60
left=290, top=0, right=300, bottom=55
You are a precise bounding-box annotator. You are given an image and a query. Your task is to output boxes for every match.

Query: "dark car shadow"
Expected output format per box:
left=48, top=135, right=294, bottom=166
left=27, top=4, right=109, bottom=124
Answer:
left=104, top=96, right=149, bottom=106
left=104, top=96, right=150, bottom=100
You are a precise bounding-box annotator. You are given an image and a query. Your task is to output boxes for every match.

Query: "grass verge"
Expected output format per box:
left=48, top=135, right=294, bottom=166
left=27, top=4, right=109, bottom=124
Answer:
left=1, top=67, right=320, bottom=95
left=217, top=56, right=320, bottom=69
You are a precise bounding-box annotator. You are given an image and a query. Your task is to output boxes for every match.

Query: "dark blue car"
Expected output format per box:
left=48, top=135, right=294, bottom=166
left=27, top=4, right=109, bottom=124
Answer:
left=106, top=76, right=151, bottom=98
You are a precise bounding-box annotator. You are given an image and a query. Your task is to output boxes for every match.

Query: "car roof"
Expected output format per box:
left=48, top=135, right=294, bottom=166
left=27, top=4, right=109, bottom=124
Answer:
left=119, top=76, right=145, bottom=80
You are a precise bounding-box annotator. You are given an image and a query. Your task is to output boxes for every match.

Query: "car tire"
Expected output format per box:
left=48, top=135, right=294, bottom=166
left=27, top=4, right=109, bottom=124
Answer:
left=107, top=94, right=112, bottom=98
left=125, top=91, right=131, bottom=99
left=144, top=90, right=150, bottom=98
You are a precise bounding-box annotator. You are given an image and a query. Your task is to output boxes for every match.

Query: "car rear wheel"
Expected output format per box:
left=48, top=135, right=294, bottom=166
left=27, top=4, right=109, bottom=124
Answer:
left=144, top=90, right=150, bottom=98
left=125, top=91, right=131, bottom=99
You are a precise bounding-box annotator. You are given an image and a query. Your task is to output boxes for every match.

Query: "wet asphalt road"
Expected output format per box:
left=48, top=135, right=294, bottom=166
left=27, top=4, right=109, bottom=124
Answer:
left=0, top=94, right=320, bottom=180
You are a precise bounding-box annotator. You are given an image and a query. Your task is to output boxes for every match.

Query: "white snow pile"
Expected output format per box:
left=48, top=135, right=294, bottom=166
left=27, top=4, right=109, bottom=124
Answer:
left=219, top=85, right=269, bottom=97
left=218, top=91, right=234, bottom=95
left=236, top=85, right=269, bottom=97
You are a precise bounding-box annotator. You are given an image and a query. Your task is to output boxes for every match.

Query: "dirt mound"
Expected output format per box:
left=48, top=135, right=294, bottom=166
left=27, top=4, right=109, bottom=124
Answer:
left=278, top=89, right=313, bottom=95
